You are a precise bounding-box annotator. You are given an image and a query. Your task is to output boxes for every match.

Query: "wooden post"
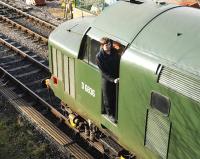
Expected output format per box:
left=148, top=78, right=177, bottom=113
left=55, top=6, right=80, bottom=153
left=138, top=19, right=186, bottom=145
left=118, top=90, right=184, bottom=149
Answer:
left=64, top=0, right=67, bottom=19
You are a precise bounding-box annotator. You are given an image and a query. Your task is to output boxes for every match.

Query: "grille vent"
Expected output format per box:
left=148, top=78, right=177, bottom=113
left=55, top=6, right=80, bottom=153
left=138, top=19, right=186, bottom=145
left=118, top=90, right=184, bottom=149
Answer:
left=158, top=67, right=200, bottom=103
left=145, top=109, right=170, bottom=159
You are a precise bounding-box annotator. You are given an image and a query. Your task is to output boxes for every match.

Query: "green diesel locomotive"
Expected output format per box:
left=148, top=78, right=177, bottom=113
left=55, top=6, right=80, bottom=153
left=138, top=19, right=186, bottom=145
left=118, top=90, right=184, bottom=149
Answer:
left=47, top=1, right=200, bottom=158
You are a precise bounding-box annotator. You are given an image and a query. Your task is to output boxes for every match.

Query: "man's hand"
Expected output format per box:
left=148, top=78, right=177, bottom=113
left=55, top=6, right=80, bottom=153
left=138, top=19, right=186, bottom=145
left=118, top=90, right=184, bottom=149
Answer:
left=114, top=78, right=120, bottom=83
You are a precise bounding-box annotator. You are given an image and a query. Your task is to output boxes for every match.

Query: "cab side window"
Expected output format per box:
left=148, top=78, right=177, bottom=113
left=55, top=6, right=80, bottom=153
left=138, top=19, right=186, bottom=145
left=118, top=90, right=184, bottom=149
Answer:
left=81, top=35, right=100, bottom=67
left=89, top=39, right=100, bottom=66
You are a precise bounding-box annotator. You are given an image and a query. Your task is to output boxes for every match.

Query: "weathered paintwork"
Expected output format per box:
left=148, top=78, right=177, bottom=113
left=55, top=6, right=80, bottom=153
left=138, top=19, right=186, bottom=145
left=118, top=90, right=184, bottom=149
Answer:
left=119, top=48, right=200, bottom=158
left=131, top=6, right=200, bottom=76
left=48, top=1, right=200, bottom=159
left=91, top=1, right=179, bottom=43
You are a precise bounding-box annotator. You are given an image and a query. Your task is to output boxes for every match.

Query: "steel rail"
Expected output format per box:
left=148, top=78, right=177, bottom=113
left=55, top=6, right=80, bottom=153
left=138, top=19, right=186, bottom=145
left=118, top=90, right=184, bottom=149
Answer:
left=0, top=35, right=49, bottom=71
left=0, top=15, right=48, bottom=43
left=0, top=80, right=94, bottom=159
left=0, top=62, right=73, bottom=136
left=0, top=1, right=57, bottom=29
left=0, top=34, right=66, bottom=130
left=0, top=36, right=68, bottom=133
left=0, top=42, right=96, bottom=158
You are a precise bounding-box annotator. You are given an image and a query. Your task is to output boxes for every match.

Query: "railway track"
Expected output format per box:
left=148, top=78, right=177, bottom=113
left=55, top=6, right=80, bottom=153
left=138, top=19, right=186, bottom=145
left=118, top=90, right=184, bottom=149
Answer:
left=0, top=1, right=56, bottom=44
left=0, top=33, right=100, bottom=158
left=0, top=2, right=117, bottom=158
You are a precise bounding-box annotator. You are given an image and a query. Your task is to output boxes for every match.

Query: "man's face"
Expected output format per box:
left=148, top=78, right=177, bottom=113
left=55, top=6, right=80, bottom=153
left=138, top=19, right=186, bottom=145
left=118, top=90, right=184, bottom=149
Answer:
left=103, top=42, right=111, bottom=53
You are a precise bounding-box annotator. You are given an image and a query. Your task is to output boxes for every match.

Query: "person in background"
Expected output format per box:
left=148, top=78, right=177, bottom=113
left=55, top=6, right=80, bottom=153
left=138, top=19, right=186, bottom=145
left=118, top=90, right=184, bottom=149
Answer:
left=96, top=37, right=120, bottom=121
left=113, top=40, right=123, bottom=55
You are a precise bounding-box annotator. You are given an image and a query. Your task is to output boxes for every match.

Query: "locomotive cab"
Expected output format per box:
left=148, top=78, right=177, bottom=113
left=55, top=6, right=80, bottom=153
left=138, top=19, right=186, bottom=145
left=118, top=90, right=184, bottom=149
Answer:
left=48, top=1, right=200, bottom=159
left=78, top=29, right=126, bottom=123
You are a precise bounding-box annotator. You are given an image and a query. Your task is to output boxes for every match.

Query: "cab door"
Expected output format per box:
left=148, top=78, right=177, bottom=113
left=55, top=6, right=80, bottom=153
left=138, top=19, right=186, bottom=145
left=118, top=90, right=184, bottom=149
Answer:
left=76, top=34, right=102, bottom=121
left=76, top=29, right=127, bottom=125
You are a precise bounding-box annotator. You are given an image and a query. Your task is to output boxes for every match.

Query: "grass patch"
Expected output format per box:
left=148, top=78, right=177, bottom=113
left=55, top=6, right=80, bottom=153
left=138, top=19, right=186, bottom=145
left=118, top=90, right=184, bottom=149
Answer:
left=0, top=102, right=65, bottom=159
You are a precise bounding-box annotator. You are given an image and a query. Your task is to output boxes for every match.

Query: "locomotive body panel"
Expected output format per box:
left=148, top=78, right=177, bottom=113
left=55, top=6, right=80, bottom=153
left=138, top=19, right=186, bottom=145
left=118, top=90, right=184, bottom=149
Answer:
left=119, top=47, right=200, bottom=159
left=47, top=1, right=200, bottom=158
left=131, top=6, right=200, bottom=76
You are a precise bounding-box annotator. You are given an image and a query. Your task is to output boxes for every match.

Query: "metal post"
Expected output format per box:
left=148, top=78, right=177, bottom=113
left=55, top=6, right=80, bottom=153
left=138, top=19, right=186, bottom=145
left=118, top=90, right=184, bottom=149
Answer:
left=114, top=82, right=119, bottom=122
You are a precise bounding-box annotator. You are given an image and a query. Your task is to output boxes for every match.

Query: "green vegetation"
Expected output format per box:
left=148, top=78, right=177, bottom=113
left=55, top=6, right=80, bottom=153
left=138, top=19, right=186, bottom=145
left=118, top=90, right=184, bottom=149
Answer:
left=0, top=101, right=65, bottom=159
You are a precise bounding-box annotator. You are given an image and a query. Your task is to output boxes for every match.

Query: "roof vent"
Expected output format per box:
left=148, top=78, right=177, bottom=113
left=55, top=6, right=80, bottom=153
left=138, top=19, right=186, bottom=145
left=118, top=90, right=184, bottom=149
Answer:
left=129, top=0, right=144, bottom=4
left=155, top=1, right=167, bottom=5
left=158, top=66, right=200, bottom=103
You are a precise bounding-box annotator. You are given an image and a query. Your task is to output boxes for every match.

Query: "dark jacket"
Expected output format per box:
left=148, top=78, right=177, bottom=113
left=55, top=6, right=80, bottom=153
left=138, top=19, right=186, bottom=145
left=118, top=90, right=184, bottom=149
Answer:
left=96, top=48, right=120, bottom=82
left=96, top=48, right=120, bottom=116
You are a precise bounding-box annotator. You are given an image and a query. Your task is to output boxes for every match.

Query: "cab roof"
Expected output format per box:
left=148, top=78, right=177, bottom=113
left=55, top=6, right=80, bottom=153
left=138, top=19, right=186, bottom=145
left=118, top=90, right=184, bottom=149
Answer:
left=91, top=0, right=179, bottom=43
left=92, top=1, right=200, bottom=77
left=131, top=6, right=200, bottom=77
left=48, top=16, right=95, bottom=58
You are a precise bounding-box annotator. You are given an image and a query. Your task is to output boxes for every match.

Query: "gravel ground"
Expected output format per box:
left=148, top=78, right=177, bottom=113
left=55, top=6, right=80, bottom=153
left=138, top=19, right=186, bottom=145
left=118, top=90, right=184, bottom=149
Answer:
left=0, top=0, right=93, bottom=60
left=1, top=0, right=65, bottom=25
left=27, top=0, right=66, bottom=25
left=0, top=23, right=48, bottom=59
left=0, top=0, right=66, bottom=59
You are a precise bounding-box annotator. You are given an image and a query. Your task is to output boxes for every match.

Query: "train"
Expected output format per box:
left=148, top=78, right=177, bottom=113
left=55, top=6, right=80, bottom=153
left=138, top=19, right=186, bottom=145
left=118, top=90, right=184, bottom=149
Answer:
left=45, top=1, right=200, bottom=159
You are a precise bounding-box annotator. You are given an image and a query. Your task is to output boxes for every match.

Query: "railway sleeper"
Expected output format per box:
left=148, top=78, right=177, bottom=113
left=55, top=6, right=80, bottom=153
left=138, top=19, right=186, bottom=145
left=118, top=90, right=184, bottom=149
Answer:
left=15, top=45, right=23, bottom=49
left=8, top=86, right=17, bottom=92
left=22, top=50, right=31, bottom=54
left=1, top=62, right=30, bottom=70
left=0, top=59, right=24, bottom=67
left=12, top=25, right=19, bottom=32
left=15, top=92, right=26, bottom=98
left=3, top=8, right=13, bottom=12
left=25, top=35, right=34, bottom=39
left=7, top=15, right=18, bottom=19
left=28, top=54, right=38, bottom=58
left=35, top=88, right=48, bottom=94
left=38, top=59, right=46, bottom=64
left=25, top=79, right=45, bottom=87
left=10, top=15, right=25, bottom=19
left=6, top=41, right=16, bottom=45
left=15, top=69, right=41, bottom=78
left=41, top=108, right=50, bottom=115
left=0, top=54, right=16, bottom=59
left=8, top=24, right=13, bottom=28
left=6, top=64, right=32, bottom=72
left=32, top=39, right=40, bottom=43
left=0, top=35, right=8, bottom=40
left=0, top=11, right=6, bottom=15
